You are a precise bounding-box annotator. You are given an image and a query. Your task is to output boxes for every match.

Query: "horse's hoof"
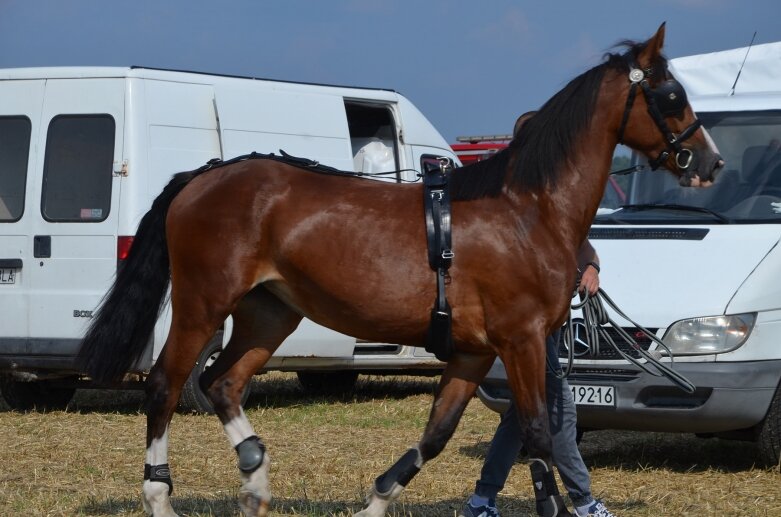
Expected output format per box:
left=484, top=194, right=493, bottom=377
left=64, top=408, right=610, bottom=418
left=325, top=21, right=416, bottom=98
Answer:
left=238, top=489, right=270, bottom=517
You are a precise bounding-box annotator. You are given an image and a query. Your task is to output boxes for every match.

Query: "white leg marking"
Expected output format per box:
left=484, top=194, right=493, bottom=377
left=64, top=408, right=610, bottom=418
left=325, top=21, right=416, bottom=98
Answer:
left=145, top=428, right=169, bottom=465
left=238, top=452, right=272, bottom=517
left=142, top=427, right=177, bottom=516
left=224, top=407, right=255, bottom=447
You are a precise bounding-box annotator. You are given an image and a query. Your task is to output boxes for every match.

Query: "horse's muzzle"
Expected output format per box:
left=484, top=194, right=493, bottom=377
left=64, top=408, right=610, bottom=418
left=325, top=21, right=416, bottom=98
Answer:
left=679, top=152, right=724, bottom=187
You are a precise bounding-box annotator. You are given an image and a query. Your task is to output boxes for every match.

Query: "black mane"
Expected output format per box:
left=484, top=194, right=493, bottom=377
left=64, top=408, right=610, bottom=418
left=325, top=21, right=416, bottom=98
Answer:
left=450, top=40, right=666, bottom=201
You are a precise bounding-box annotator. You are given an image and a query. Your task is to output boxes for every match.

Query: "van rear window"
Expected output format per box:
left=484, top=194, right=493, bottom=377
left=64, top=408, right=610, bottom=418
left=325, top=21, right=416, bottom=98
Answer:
left=41, top=115, right=115, bottom=222
left=0, top=116, right=32, bottom=222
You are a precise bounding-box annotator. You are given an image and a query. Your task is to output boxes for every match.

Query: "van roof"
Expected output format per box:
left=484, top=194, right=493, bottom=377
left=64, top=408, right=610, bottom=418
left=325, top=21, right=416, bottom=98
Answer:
left=0, top=65, right=398, bottom=97
left=669, top=41, right=781, bottom=98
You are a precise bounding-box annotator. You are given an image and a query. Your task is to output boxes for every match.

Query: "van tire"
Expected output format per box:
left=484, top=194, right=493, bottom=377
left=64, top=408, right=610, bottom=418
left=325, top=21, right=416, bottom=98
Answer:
left=178, top=332, right=250, bottom=414
left=297, top=371, right=359, bottom=395
left=0, top=376, right=75, bottom=411
left=758, top=382, right=781, bottom=468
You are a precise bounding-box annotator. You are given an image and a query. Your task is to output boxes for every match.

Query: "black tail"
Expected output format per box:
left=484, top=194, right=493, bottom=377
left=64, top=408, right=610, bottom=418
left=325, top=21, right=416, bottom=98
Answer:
left=77, top=170, right=204, bottom=383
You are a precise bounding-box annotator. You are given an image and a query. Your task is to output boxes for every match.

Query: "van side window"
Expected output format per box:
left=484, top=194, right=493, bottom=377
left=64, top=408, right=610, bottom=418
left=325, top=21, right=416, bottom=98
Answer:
left=0, top=116, right=32, bottom=222
left=345, top=102, right=399, bottom=181
left=41, top=115, right=115, bottom=222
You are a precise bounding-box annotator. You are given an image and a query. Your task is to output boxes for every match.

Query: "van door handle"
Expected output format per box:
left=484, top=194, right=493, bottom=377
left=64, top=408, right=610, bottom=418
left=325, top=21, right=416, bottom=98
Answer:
left=0, top=259, right=22, bottom=269
left=34, top=235, right=51, bottom=258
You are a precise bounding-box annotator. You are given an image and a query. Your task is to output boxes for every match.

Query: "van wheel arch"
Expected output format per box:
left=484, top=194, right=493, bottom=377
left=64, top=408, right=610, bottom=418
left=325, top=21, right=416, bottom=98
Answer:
left=178, top=332, right=251, bottom=414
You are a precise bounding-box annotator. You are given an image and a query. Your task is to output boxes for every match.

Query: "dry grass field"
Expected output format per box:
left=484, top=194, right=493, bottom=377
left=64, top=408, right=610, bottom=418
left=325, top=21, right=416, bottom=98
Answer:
left=1, top=372, right=780, bottom=516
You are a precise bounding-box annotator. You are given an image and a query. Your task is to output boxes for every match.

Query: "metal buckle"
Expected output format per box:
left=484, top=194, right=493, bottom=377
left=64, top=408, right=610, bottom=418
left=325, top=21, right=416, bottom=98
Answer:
left=441, top=249, right=454, bottom=260
left=676, top=149, right=694, bottom=170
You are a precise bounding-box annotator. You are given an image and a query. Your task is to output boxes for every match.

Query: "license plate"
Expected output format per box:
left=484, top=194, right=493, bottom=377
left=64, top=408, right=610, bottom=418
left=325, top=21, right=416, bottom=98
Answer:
left=0, top=268, right=17, bottom=284
left=570, top=384, right=615, bottom=406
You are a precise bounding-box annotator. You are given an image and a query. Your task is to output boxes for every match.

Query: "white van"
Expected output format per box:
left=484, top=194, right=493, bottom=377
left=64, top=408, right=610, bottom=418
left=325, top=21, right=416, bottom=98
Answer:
left=478, top=42, right=781, bottom=466
left=0, top=66, right=451, bottom=412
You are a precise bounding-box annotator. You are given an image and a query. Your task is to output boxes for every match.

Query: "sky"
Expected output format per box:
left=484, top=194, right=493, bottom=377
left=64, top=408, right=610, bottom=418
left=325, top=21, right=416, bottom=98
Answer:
left=1, top=0, right=778, bottom=143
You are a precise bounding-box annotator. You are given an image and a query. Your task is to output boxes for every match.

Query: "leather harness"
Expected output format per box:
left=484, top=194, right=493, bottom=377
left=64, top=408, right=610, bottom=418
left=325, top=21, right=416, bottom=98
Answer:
left=421, top=159, right=455, bottom=361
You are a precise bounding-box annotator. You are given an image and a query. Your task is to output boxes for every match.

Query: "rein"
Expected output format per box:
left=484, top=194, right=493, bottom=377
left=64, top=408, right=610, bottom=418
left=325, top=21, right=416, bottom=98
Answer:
left=556, top=288, right=696, bottom=394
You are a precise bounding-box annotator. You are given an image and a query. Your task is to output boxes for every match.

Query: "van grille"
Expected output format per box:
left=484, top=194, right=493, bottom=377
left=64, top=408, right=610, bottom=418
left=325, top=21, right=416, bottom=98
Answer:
left=558, top=327, right=658, bottom=360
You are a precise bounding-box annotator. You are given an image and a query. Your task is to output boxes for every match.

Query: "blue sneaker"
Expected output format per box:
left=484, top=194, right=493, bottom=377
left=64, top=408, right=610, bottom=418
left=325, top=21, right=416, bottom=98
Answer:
left=575, top=500, right=617, bottom=517
left=459, top=499, right=500, bottom=517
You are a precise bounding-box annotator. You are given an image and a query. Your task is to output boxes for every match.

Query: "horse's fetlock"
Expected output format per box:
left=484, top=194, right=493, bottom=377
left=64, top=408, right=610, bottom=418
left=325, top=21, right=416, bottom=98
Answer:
left=236, top=436, right=266, bottom=473
left=374, top=447, right=421, bottom=496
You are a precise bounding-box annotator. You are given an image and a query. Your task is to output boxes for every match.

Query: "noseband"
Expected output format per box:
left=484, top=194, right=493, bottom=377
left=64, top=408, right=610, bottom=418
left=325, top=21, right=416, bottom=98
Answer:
left=616, top=58, right=702, bottom=172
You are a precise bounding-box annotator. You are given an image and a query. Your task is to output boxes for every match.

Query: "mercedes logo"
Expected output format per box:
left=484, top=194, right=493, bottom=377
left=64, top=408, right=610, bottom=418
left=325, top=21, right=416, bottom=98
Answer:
left=564, top=318, right=591, bottom=357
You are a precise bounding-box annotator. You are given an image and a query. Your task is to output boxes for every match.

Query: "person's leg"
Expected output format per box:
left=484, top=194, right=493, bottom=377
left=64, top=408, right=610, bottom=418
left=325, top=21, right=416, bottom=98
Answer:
left=545, top=333, right=593, bottom=509
left=473, top=400, right=525, bottom=501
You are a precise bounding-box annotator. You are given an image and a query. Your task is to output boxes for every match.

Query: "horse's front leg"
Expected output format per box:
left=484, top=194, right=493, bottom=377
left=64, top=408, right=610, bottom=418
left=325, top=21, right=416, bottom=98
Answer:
left=355, top=351, right=495, bottom=517
left=502, top=336, right=572, bottom=517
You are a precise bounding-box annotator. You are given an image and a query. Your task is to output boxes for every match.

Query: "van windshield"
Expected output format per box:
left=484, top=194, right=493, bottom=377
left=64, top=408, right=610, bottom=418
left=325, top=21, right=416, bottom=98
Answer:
left=596, top=110, right=781, bottom=224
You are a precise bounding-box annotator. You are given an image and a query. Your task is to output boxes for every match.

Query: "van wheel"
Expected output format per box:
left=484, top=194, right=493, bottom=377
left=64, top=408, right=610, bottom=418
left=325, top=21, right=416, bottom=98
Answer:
left=758, top=382, right=781, bottom=468
left=296, top=371, right=359, bottom=395
left=0, top=376, right=76, bottom=411
left=178, top=332, right=251, bottom=414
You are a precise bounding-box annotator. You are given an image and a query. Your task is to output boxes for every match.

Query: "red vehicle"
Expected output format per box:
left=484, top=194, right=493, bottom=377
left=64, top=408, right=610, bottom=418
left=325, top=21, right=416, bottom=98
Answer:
left=450, top=134, right=512, bottom=165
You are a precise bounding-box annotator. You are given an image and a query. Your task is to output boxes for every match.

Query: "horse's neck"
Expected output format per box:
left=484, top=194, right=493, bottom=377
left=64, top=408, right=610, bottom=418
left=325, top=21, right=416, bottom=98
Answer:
left=542, top=133, right=616, bottom=248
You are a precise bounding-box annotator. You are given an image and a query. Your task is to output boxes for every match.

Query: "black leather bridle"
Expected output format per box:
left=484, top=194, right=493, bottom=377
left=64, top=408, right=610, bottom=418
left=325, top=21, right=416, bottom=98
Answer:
left=616, top=56, right=703, bottom=172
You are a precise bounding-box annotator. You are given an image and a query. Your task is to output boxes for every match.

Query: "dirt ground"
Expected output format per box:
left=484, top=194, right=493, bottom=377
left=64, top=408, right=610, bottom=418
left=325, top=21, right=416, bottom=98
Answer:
left=1, top=373, right=779, bottom=516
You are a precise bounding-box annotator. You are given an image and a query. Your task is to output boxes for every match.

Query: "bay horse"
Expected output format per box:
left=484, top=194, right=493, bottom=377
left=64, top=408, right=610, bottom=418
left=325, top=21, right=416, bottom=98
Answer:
left=77, top=24, right=721, bottom=517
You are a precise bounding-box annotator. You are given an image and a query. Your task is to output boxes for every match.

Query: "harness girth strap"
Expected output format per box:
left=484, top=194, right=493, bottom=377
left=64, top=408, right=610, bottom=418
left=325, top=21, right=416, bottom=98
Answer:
left=422, top=161, right=454, bottom=362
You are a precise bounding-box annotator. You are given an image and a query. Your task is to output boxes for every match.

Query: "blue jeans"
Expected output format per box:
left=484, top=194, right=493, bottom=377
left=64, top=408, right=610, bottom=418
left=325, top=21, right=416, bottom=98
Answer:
left=474, top=331, right=594, bottom=508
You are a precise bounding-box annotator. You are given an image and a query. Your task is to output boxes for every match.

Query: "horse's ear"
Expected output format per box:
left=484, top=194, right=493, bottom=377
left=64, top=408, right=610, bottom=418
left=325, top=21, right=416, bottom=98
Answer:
left=637, top=22, right=666, bottom=68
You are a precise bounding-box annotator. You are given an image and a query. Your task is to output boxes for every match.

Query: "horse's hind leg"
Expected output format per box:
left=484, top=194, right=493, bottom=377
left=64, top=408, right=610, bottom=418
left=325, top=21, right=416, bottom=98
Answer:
left=356, top=351, right=495, bottom=517
left=198, top=286, right=303, bottom=517
left=142, top=315, right=223, bottom=517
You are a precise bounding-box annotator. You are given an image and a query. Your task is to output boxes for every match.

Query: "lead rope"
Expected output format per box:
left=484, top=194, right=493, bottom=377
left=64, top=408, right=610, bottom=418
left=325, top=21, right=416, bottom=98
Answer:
left=556, top=288, right=696, bottom=394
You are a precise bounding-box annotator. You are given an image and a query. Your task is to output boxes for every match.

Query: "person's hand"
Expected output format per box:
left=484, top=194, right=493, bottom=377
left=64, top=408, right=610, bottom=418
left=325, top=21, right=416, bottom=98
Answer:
left=578, top=264, right=600, bottom=295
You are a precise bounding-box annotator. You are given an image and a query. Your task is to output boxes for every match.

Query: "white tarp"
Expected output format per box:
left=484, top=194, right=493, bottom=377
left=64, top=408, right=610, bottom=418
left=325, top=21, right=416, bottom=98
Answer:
left=669, top=41, right=781, bottom=97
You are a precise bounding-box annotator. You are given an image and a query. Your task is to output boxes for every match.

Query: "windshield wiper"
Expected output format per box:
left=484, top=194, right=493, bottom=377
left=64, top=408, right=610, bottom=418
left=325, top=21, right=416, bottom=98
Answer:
left=620, top=203, right=732, bottom=224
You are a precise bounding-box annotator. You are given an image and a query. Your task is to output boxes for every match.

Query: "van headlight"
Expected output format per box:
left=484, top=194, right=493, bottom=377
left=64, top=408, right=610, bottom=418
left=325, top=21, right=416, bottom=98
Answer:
left=662, top=313, right=755, bottom=355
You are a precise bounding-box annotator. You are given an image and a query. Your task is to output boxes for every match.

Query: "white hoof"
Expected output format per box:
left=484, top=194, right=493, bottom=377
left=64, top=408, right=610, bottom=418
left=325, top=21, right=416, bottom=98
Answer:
left=142, top=480, right=179, bottom=517
left=353, top=483, right=404, bottom=517
left=238, top=453, right=271, bottom=517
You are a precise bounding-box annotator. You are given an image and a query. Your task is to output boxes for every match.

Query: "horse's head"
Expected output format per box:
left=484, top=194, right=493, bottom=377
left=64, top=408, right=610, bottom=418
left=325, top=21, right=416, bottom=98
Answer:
left=614, top=23, right=723, bottom=186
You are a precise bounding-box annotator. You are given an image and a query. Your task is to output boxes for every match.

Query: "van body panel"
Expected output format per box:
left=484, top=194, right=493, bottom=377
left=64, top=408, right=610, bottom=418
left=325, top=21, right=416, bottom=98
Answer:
left=726, top=242, right=781, bottom=314
left=593, top=225, right=780, bottom=326
left=0, top=80, right=46, bottom=342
